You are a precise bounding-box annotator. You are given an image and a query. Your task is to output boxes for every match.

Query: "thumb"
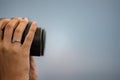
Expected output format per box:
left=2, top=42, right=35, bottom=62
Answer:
left=29, top=57, right=38, bottom=80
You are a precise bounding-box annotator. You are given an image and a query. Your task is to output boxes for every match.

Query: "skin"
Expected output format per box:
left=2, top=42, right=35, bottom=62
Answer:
left=0, top=18, right=38, bottom=80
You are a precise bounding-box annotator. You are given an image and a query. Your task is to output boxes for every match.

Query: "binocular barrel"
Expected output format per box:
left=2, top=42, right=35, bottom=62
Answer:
left=21, top=22, right=46, bottom=56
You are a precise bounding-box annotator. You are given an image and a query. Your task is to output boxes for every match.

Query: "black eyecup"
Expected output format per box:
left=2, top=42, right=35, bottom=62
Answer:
left=21, top=22, right=46, bottom=56
left=41, top=28, right=46, bottom=56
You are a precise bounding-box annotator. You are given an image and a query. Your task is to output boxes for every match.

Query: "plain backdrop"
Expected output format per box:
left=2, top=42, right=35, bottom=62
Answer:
left=0, top=0, right=120, bottom=80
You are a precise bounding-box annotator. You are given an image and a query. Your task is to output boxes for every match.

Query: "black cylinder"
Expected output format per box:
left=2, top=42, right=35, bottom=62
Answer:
left=21, top=22, right=46, bottom=56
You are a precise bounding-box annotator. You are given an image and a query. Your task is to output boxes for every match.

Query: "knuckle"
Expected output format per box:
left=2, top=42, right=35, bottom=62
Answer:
left=21, top=19, right=28, bottom=24
left=17, top=17, right=22, bottom=20
left=2, top=43, right=10, bottom=52
left=15, top=28, right=22, bottom=33
left=14, top=17, right=20, bottom=21
left=6, top=23, right=13, bottom=29
left=26, top=36, right=32, bottom=41
left=30, top=28, right=36, bottom=33
left=12, top=18, right=19, bottom=23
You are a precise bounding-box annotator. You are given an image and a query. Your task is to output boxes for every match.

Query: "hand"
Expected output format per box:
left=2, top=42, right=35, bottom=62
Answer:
left=0, top=18, right=37, bottom=80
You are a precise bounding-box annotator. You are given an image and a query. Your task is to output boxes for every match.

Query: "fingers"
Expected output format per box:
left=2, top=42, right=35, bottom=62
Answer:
left=13, top=18, right=28, bottom=44
left=29, top=57, right=38, bottom=80
left=22, top=22, right=37, bottom=50
left=3, top=18, right=22, bottom=43
left=0, top=19, right=10, bottom=41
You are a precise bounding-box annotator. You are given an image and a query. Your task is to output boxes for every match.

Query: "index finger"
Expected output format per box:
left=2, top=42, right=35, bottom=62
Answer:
left=22, top=22, right=37, bottom=50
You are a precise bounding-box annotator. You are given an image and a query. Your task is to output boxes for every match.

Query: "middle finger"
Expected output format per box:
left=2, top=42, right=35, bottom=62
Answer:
left=3, top=18, right=21, bottom=43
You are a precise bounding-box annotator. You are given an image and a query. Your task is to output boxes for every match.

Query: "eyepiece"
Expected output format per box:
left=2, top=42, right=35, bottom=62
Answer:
left=21, top=22, right=46, bottom=56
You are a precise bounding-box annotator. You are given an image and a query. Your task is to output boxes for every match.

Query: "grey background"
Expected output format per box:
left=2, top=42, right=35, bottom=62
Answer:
left=0, top=0, right=120, bottom=80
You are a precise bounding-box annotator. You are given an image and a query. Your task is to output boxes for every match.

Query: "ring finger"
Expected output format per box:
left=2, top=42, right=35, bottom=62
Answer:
left=12, top=18, right=28, bottom=45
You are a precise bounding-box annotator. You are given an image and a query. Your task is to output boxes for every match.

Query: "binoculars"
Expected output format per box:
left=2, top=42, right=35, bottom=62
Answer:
left=21, top=22, right=46, bottom=56
left=0, top=18, right=46, bottom=56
